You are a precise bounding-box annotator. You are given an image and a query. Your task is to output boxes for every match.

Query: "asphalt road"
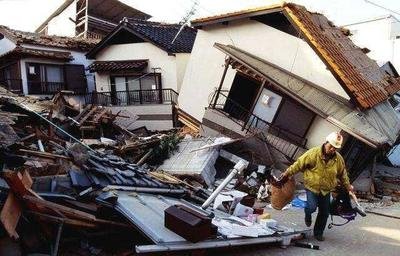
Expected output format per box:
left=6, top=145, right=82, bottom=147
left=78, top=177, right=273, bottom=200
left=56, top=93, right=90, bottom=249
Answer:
left=214, top=204, right=400, bottom=256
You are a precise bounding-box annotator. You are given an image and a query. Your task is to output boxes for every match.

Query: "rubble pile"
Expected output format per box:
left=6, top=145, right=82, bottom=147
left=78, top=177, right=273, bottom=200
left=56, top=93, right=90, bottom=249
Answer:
left=0, top=90, right=192, bottom=254
left=1, top=88, right=396, bottom=255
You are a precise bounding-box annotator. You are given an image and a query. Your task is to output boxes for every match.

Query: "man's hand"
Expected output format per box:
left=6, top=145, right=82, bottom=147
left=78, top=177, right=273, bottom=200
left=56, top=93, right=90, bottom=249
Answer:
left=272, top=172, right=289, bottom=188
left=347, top=185, right=354, bottom=192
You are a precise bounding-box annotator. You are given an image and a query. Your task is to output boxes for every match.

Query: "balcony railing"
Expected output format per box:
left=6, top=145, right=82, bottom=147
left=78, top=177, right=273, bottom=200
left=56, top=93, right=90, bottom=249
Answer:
left=27, top=81, right=87, bottom=95
left=0, top=79, right=23, bottom=94
left=77, top=89, right=179, bottom=106
left=28, top=81, right=66, bottom=95
left=209, top=90, right=307, bottom=160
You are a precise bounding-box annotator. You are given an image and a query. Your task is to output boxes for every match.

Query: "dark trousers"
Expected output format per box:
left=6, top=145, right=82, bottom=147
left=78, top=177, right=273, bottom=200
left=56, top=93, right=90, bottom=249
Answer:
left=305, top=189, right=331, bottom=236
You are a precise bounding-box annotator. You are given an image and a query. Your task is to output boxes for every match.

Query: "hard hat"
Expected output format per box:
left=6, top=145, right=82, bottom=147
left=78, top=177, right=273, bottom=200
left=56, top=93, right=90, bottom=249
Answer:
left=326, top=132, right=343, bottom=149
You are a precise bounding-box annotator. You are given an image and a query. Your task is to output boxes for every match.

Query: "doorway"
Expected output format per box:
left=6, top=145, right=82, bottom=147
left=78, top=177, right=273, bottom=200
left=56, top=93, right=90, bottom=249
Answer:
left=224, top=73, right=260, bottom=121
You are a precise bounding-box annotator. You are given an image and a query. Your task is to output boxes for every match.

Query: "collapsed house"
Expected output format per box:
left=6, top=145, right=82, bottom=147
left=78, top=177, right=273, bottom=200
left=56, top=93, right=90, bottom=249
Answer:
left=0, top=87, right=312, bottom=255
left=0, top=25, right=98, bottom=95
left=178, top=3, right=400, bottom=182
left=1, top=2, right=400, bottom=255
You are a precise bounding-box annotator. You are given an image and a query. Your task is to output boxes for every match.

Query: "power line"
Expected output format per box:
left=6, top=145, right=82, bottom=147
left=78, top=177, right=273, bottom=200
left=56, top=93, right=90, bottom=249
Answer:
left=364, top=0, right=400, bottom=16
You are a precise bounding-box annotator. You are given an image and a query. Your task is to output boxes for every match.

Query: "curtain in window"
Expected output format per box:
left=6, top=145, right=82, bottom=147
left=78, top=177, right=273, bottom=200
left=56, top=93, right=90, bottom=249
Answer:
left=46, top=66, right=63, bottom=83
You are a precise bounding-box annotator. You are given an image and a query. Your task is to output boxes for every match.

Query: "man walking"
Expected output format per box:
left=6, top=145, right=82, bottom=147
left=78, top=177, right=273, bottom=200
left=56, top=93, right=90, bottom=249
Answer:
left=279, top=132, right=353, bottom=241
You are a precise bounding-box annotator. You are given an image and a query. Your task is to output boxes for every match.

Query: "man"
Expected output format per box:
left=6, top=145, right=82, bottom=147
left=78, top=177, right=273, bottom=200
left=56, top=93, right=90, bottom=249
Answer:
left=278, top=132, right=353, bottom=241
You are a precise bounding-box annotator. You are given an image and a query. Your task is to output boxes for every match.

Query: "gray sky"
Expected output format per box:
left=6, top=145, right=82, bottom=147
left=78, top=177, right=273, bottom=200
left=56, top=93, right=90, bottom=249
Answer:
left=0, top=0, right=399, bottom=31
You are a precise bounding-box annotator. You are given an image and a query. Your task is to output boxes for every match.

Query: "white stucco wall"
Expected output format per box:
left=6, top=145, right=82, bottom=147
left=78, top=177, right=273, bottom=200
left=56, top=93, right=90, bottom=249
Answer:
left=46, top=1, right=76, bottom=37
left=347, top=17, right=400, bottom=71
left=20, top=43, right=95, bottom=93
left=0, top=37, right=16, bottom=55
left=175, top=53, right=191, bottom=93
left=94, top=42, right=179, bottom=92
left=179, top=19, right=349, bottom=121
left=305, top=116, right=340, bottom=149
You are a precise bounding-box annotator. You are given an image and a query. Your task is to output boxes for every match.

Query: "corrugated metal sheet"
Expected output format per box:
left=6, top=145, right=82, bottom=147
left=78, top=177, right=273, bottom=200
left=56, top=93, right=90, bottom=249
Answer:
left=158, top=138, right=220, bottom=186
left=114, top=192, right=309, bottom=254
left=215, top=44, right=400, bottom=147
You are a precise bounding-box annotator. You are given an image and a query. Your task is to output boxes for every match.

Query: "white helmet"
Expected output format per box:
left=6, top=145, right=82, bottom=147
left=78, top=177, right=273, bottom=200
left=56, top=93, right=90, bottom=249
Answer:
left=326, top=132, right=343, bottom=149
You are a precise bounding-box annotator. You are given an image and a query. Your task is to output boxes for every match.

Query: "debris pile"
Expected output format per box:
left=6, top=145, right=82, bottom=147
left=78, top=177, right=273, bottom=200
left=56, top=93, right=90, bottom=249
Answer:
left=0, top=87, right=372, bottom=255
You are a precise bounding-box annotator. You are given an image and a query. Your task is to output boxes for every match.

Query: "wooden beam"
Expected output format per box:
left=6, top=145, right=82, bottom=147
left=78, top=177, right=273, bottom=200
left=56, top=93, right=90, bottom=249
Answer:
left=213, top=57, right=230, bottom=108
left=19, top=149, right=71, bottom=160
left=0, top=193, right=21, bottom=239
left=78, top=106, right=98, bottom=126
left=23, top=195, right=97, bottom=222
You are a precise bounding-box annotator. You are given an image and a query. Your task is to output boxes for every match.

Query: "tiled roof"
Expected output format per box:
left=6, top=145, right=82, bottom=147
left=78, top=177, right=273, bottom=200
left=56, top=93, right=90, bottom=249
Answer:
left=0, top=46, right=72, bottom=61
left=0, top=25, right=99, bottom=52
left=283, top=3, right=400, bottom=109
left=123, top=19, right=197, bottom=53
left=86, top=19, right=197, bottom=58
left=88, top=59, right=148, bottom=72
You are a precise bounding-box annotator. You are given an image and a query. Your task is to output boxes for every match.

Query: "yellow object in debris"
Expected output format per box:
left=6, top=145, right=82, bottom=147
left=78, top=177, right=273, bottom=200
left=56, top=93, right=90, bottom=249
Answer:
left=257, top=213, right=271, bottom=222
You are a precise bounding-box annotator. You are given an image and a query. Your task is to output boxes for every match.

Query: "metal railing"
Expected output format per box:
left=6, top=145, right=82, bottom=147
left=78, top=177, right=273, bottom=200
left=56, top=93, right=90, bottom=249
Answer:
left=78, top=89, right=179, bottom=106
left=27, top=81, right=88, bottom=95
left=209, top=90, right=307, bottom=160
left=0, top=79, right=23, bottom=94
left=28, top=81, right=66, bottom=94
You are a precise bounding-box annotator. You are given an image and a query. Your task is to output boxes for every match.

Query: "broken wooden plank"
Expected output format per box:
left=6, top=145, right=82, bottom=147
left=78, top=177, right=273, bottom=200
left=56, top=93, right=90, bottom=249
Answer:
left=0, top=170, right=36, bottom=239
left=23, top=195, right=97, bottom=222
left=93, top=108, right=109, bottom=123
left=2, top=170, right=34, bottom=196
left=20, top=133, right=36, bottom=142
left=72, top=104, right=92, bottom=122
left=78, top=106, right=98, bottom=126
left=26, top=211, right=98, bottom=228
left=0, top=192, right=21, bottom=239
left=19, top=149, right=71, bottom=160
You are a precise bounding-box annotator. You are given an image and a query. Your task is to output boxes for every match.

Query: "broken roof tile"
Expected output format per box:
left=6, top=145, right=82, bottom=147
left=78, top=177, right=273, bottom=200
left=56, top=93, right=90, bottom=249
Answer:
left=0, top=46, right=73, bottom=61
left=0, top=25, right=99, bottom=52
left=284, top=3, right=400, bottom=109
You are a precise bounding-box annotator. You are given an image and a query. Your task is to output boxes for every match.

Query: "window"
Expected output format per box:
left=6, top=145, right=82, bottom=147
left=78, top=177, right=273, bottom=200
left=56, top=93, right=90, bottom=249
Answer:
left=26, top=63, right=87, bottom=94
left=110, top=73, right=162, bottom=105
left=27, top=63, right=65, bottom=94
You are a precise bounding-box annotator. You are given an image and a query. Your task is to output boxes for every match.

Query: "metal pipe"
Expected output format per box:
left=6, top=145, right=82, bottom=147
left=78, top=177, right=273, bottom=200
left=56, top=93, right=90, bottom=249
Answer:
left=135, top=235, right=283, bottom=253
left=104, top=186, right=185, bottom=194
left=52, top=221, right=64, bottom=256
left=201, top=160, right=247, bottom=209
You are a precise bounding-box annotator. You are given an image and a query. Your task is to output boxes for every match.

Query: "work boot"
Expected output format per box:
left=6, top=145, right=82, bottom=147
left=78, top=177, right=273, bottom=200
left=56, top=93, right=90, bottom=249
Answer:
left=314, top=235, right=325, bottom=241
left=305, top=214, right=312, bottom=227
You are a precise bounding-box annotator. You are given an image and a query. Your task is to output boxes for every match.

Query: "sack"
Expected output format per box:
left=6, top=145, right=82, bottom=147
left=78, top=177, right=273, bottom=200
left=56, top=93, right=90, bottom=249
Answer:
left=271, top=177, right=295, bottom=210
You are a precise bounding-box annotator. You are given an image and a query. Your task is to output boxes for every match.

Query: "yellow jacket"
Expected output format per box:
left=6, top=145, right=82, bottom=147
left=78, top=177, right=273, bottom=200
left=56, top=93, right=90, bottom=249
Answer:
left=286, top=146, right=350, bottom=195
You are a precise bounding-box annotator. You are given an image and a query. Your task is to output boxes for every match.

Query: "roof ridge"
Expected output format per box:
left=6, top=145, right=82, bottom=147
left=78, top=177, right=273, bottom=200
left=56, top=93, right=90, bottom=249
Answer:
left=0, top=25, right=99, bottom=43
left=123, top=18, right=180, bottom=27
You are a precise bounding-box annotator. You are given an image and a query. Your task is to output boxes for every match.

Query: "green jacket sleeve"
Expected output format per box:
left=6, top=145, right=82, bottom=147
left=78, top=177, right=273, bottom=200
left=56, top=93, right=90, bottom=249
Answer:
left=286, top=149, right=316, bottom=176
